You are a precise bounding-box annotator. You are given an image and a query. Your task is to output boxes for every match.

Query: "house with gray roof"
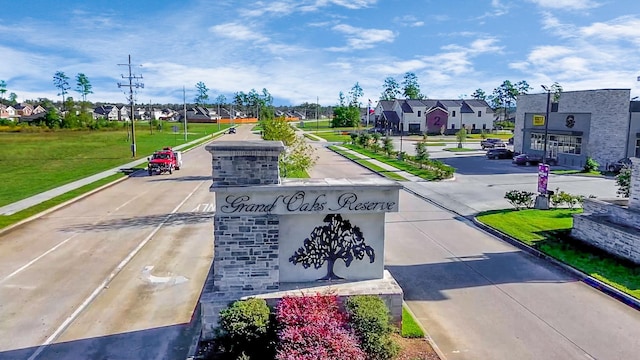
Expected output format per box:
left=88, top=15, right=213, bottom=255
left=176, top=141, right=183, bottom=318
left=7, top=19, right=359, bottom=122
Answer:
left=371, top=98, right=494, bottom=134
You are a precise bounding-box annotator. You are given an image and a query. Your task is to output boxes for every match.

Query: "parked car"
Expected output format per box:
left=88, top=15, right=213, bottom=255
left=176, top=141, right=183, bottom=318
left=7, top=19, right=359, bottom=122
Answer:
left=486, top=148, right=514, bottom=159
left=608, top=157, right=632, bottom=173
left=481, top=138, right=506, bottom=149
left=227, top=127, right=236, bottom=134
left=512, top=153, right=543, bottom=166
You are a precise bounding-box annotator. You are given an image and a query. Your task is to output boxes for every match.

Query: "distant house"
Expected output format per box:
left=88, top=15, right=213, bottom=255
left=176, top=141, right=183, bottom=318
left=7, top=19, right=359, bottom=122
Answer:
left=1, top=105, right=17, bottom=120
left=372, top=98, right=495, bottom=134
left=93, top=105, right=121, bottom=121
left=14, top=103, right=34, bottom=116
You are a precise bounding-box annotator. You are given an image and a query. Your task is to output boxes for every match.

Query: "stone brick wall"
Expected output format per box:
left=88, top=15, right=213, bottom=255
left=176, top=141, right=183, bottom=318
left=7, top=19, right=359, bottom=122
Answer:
left=558, top=89, right=629, bottom=167
left=205, top=141, right=284, bottom=187
left=630, top=158, right=640, bottom=210
left=582, top=198, right=640, bottom=229
left=571, top=215, right=640, bottom=264
left=212, top=215, right=280, bottom=292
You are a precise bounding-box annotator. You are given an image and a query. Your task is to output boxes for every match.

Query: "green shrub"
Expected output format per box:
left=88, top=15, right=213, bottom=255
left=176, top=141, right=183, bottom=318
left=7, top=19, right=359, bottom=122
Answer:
left=550, top=188, right=585, bottom=209
left=583, top=157, right=600, bottom=172
left=345, top=295, right=399, bottom=360
left=215, top=298, right=275, bottom=359
left=616, top=167, right=631, bottom=198
left=504, top=190, right=535, bottom=210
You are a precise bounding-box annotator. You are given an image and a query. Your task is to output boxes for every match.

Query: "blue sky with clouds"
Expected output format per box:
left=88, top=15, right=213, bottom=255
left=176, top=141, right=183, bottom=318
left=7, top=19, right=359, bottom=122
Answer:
left=1, top=0, right=639, bottom=106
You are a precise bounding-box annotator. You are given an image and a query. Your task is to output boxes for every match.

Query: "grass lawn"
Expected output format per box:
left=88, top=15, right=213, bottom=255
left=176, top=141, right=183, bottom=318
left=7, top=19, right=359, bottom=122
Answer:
left=467, top=133, right=513, bottom=140
left=341, top=144, right=453, bottom=181
left=550, top=169, right=603, bottom=177
left=443, top=147, right=477, bottom=152
left=329, top=147, right=407, bottom=181
left=311, top=132, right=351, bottom=142
left=0, top=122, right=227, bottom=207
left=401, top=305, right=425, bottom=338
left=477, top=208, right=640, bottom=300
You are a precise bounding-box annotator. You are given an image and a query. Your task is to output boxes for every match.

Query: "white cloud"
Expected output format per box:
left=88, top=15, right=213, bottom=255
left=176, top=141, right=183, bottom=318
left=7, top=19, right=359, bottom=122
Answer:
left=209, top=23, right=269, bottom=42
left=579, top=16, right=640, bottom=43
left=329, top=24, right=395, bottom=50
left=527, top=0, right=601, bottom=10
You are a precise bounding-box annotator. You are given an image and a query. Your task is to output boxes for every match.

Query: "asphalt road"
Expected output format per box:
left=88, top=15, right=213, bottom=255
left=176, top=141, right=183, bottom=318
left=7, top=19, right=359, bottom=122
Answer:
left=0, top=127, right=260, bottom=360
left=2, top=127, right=639, bottom=360
left=310, top=142, right=640, bottom=360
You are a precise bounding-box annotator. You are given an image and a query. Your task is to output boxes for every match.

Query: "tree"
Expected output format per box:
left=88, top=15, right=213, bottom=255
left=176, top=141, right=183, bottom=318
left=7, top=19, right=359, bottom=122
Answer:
left=349, top=82, right=363, bottom=108
left=0, top=80, right=6, bottom=104
left=75, top=73, right=93, bottom=104
left=194, top=81, right=209, bottom=106
left=550, top=82, right=563, bottom=102
left=456, top=127, right=467, bottom=148
left=471, top=88, right=486, bottom=100
left=215, top=94, right=226, bottom=122
left=383, top=136, right=394, bottom=156
left=490, top=80, right=531, bottom=122
left=414, top=141, right=429, bottom=168
left=380, top=77, right=401, bottom=101
left=8, top=92, right=17, bottom=105
left=53, top=71, right=70, bottom=111
left=332, top=105, right=359, bottom=127
left=289, top=214, right=375, bottom=280
left=402, top=72, right=422, bottom=99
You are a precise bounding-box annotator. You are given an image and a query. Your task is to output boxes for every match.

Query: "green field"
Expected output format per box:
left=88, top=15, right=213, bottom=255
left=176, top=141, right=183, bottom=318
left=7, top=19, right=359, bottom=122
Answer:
left=0, top=122, right=228, bottom=207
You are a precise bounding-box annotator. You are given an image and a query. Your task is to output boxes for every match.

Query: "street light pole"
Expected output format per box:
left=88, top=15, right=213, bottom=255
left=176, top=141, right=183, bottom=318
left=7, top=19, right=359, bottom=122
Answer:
left=541, top=85, right=551, bottom=164
left=458, top=101, right=464, bottom=148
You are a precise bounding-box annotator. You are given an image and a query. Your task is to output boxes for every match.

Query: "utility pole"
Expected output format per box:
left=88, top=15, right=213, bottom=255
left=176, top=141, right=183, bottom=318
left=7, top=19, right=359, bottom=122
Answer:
left=316, top=96, right=319, bottom=133
left=183, top=86, right=187, bottom=142
left=118, top=55, right=144, bottom=158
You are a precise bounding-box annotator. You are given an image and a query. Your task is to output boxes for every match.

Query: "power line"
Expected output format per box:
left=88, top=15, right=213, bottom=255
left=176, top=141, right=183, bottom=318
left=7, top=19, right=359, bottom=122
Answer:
left=118, top=55, right=144, bottom=157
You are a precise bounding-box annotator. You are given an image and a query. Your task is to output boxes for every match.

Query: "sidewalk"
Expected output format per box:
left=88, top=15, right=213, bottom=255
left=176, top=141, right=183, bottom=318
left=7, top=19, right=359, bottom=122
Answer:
left=0, top=133, right=218, bottom=216
left=330, top=145, right=425, bottom=182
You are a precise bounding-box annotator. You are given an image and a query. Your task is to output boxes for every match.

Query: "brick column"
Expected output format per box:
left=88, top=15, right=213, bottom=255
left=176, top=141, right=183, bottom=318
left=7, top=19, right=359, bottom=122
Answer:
left=201, top=141, right=285, bottom=339
left=205, top=141, right=284, bottom=187
left=629, top=158, right=640, bottom=210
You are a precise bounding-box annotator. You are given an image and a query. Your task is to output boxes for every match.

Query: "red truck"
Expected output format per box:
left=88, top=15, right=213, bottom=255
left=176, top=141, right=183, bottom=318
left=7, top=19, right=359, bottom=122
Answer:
left=147, top=147, right=182, bottom=175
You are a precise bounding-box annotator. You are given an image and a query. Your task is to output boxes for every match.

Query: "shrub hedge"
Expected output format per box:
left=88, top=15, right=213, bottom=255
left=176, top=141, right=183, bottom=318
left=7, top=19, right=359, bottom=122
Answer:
left=345, top=295, right=399, bottom=360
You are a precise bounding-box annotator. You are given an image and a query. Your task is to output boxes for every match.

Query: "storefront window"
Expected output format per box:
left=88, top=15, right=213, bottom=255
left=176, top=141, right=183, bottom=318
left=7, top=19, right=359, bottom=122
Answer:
left=530, top=133, right=581, bottom=154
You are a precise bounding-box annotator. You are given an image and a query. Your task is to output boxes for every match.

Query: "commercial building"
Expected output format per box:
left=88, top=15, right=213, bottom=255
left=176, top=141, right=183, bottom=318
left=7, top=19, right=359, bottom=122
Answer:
left=514, top=89, right=640, bottom=169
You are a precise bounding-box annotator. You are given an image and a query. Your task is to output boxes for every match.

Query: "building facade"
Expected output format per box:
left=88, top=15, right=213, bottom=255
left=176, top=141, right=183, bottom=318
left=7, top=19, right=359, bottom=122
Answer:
left=515, top=89, right=640, bottom=169
left=372, top=98, right=495, bottom=134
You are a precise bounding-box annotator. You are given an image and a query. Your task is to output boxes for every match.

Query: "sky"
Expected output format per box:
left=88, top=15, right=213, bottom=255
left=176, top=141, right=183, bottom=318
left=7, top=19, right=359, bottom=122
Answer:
left=1, top=0, right=639, bottom=107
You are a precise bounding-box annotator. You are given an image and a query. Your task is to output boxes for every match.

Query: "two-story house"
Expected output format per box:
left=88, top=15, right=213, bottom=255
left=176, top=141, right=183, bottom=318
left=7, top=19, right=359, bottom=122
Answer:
left=372, top=98, right=495, bottom=134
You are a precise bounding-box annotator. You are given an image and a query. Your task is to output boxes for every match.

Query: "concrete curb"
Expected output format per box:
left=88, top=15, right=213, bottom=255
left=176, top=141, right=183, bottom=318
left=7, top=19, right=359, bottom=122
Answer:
left=0, top=174, right=131, bottom=236
left=402, top=301, right=448, bottom=360
left=471, top=217, right=640, bottom=311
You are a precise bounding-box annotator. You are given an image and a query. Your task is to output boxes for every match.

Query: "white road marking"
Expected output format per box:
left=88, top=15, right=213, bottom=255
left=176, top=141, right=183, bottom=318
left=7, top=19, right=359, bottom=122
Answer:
left=1, top=189, right=149, bottom=284
left=141, top=265, right=188, bottom=285
left=0, top=234, right=79, bottom=284
left=27, top=181, right=206, bottom=360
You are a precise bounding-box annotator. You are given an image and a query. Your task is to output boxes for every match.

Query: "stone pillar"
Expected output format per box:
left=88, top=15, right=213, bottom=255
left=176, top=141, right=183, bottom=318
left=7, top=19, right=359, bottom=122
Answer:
left=629, top=158, right=640, bottom=210
left=205, top=141, right=285, bottom=187
left=201, top=141, right=285, bottom=339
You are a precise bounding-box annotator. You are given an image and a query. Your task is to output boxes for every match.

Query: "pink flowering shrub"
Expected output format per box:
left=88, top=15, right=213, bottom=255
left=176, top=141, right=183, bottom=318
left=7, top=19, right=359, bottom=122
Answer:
left=275, top=294, right=365, bottom=360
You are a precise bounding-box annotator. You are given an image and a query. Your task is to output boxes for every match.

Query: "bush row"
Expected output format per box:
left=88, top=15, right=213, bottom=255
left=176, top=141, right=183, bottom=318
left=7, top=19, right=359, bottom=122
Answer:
left=504, top=189, right=586, bottom=210
left=212, top=294, right=399, bottom=360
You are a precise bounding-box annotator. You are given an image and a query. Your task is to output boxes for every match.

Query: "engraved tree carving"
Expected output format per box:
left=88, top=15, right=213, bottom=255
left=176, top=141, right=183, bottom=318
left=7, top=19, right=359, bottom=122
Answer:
left=289, top=214, right=375, bottom=280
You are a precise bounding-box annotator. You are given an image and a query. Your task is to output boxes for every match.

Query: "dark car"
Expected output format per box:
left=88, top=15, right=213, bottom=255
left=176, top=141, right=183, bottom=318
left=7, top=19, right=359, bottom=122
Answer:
left=486, top=148, right=514, bottom=159
left=508, top=137, right=514, bottom=145
left=227, top=127, right=236, bottom=134
left=481, top=138, right=506, bottom=149
left=608, top=158, right=632, bottom=173
left=512, top=153, right=543, bottom=166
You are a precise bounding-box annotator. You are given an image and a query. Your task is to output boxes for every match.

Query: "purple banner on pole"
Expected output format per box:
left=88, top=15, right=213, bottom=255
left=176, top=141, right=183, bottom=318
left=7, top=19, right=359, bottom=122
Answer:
left=537, top=163, right=550, bottom=194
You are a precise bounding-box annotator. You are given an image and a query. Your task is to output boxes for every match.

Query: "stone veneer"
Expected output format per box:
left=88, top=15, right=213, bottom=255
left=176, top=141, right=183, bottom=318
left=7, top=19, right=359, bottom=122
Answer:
left=200, top=140, right=404, bottom=340
left=571, top=158, right=640, bottom=264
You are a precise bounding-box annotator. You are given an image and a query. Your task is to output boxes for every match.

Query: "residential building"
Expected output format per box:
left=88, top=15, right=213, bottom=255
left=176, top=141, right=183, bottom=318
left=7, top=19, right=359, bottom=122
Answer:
left=514, top=88, right=640, bottom=169
left=372, top=98, right=494, bottom=134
